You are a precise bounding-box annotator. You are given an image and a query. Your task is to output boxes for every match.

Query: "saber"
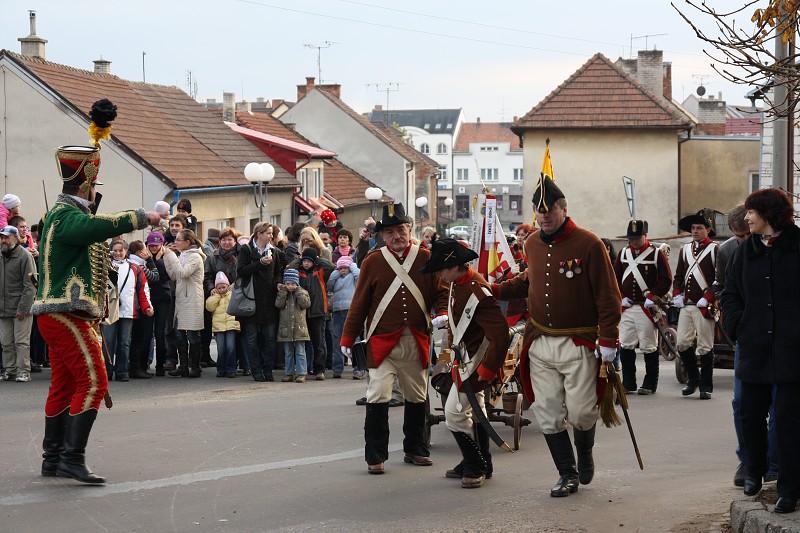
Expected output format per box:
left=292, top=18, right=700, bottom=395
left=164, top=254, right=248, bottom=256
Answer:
left=715, top=320, right=736, bottom=350
left=605, top=361, right=643, bottom=470
left=641, top=305, right=679, bottom=359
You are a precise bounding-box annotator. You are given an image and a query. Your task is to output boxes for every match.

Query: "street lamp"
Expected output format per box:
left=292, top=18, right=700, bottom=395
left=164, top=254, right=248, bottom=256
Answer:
left=444, top=197, right=454, bottom=218
left=415, top=196, right=428, bottom=227
left=244, top=162, right=275, bottom=222
left=365, top=186, right=383, bottom=218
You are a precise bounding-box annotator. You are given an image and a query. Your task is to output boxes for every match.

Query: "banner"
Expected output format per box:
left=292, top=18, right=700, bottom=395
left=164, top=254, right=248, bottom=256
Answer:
left=474, top=193, right=519, bottom=283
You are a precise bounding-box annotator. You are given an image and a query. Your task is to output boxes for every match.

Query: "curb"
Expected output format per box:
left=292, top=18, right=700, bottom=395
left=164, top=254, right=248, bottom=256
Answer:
left=730, top=489, right=800, bottom=533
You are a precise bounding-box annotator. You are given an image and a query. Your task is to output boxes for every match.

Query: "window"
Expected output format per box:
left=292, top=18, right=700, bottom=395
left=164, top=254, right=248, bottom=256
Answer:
left=270, top=214, right=281, bottom=227
left=437, top=143, right=447, bottom=155
left=297, top=168, right=307, bottom=195
left=423, top=123, right=430, bottom=130
left=750, top=172, right=760, bottom=192
left=513, top=168, right=524, bottom=181
left=312, top=169, right=321, bottom=198
left=510, top=195, right=523, bottom=215
left=456, top=168, right=469, bottom=182
left=420, top=143, right=430, bottom=154
left=480, top=146, right=499, bottom=152
left=481, top=168, right=499, bottom=181
left=435, top=124, right=442, bottom=130
left=446, top=123, right=453, bottom=129
left=455, top=195, right=470, bottom=217
left=437, top=165, right=448, bottom=181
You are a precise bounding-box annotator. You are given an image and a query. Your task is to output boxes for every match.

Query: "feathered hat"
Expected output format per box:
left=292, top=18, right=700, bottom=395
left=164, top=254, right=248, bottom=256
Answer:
left=55, top=99, right=118, bottom=192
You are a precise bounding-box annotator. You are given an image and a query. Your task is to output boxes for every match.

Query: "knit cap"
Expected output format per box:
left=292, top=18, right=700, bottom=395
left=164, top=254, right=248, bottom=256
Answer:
left=336, top=256, right=353, bottom=269
left=215, top=271, right=230, bottom=286
left=283, top=268, right=300, bottom=285
left=301, top=248, right=318, bottom=262
left=154, top=200, right=171, bottom=215
left=176, top=199, right=192, bottom=212
left=2, top=194, right=21, bottom=210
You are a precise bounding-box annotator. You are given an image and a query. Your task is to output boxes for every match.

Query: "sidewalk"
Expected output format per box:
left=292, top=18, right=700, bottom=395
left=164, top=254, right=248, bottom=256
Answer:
left=730, top=485, right=800, bottom=532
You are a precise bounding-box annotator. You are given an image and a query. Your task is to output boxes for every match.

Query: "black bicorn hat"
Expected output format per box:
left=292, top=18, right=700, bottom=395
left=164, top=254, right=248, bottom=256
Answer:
left=678, top=208, right=716, bottom=237
left=418, top=237, right=479, bottom=274
left=374, top=203, right=413, bottom=232
left=531, top=173, right=565, bottom=213
left=625, top=219, right=649, bottom=238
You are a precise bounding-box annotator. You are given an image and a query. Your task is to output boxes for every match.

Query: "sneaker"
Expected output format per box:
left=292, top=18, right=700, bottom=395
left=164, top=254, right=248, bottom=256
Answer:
left=316, top=373, right=325, bottom=381
left=353, top=372, right=365, bottom=380
left=16, top=372, right=31, bottom=382
left=281, top=375, right=295, bottom=382
left=0, top=371, right=12, bottom=381
left=295, top=375, right=306, bottom=383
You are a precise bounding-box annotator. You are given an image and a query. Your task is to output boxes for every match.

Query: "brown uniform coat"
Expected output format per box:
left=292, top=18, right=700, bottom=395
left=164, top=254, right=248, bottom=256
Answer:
left=613, top=242, right=672, bottom=301
left=673, top=238, right=718, bottom=303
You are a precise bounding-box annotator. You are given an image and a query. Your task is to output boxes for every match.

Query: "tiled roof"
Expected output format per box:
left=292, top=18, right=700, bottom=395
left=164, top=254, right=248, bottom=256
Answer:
left=4, top=50, right=295, bottom=189
left=513, top=53, right=693, bottom=131
left=453, top=122, right=522, bottom=152
left=726, top=117, right=761, bottom=136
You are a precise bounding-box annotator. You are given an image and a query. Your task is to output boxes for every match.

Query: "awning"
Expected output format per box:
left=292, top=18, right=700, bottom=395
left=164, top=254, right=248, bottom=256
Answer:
left=294, top=194, right=315, bottom=214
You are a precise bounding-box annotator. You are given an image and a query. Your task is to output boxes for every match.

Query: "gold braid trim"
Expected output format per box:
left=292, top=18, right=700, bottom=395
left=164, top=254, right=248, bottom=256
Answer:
left=529, top=317, right=599, bottom=336
left=51, top=314, right=100, bottom=413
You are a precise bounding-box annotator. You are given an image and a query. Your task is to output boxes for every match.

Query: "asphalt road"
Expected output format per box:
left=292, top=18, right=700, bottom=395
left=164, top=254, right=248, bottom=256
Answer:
left=0, top=356, right=741, bottom=533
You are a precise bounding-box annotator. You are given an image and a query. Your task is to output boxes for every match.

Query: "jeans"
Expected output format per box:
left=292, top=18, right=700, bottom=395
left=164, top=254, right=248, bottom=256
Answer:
left=243, top=321, right=277, bottom=378
left=284, top=341, right=307, bottom=376
left=330, top=309, right=362, bottom=374
left=733, top=345, right=779, bottom=475
left=215, top=331, right=238, bottom=375
left=103, top=318, right=133, bottom=379
left=129, top=315, right=154, bottom=374
left=152, top=302, right=170, bottom=370
left=175, top=328, right=201, bottom=347
left=306, top=316, right=326, bottom=374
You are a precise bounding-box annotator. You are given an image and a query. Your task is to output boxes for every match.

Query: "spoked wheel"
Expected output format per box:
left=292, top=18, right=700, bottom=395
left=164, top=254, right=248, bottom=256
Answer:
left=512, top=392, right=524, bottom=450
left=660, top=327, right=678, bottom=361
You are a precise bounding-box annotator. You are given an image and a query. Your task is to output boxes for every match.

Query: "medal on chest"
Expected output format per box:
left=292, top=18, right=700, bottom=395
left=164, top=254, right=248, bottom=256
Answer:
left=559, top=258, right=582, bottom=279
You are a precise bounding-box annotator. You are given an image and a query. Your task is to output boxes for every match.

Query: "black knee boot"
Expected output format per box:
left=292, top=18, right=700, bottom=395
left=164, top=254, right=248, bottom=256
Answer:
left=57, top=410, right=105, bottom=484
left=699, top=350, right=714, bottom=397
left=188, top=342, right=202, bottom=378
left=544, top=430, right=579, bottom=497
left=640, top=351, right=660, bottom=393
left=402, top=401, right=430, bottom=459
left=573, top=424, right=596, bottom=485
left=169, top=341, right=189, bottom=377
left=41, top=409, right=69, bottom=476
left=619, top=348, right=637, bottom=392
left=365, top=403, right=390, bottom=466
left=680, top=347, right=699, bottom=395
left=451, top=431, right=486, bottom=488
left=475, top=423, right=493, bottom=479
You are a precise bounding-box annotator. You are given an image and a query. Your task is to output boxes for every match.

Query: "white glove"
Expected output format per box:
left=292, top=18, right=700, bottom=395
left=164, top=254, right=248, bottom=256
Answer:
left=644, top=298, right=655, bottom=309
left=696, top=297, right=709, bottom=308
left=621, top=297, right=633, bottom=308
left=673, top=294, right=685, bottom=308
left=596, top=345, right=617, bottom=362
left=431, top=315, right=449, bottom=329
left=341, top=346, right=351, bottom=357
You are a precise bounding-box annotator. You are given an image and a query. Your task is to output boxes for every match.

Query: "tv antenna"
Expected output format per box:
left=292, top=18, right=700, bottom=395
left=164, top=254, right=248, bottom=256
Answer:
left=367, top=82, right=402, bottom=117
left=629, top=33, right=668, bottom=56
left=304, top=41, right=338, bottom=83
left=692, top=74, right=710, bottom=96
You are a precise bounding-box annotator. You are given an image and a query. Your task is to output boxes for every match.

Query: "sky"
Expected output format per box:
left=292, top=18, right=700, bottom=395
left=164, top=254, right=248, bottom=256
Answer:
left=1, top=1, right=760, bottom=121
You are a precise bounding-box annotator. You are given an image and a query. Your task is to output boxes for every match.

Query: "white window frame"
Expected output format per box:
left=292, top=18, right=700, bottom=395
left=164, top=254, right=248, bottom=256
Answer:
left=456, top=168, right=469, bottom=182
left=420, top=143, right=430, bottom=154
left=513, top=168, right=524, bottom=181
left=481, top=168, right=499, bottom=182
left=437, top=165, right=448, bottom=181
left=437, top=143, right=447, bottom=155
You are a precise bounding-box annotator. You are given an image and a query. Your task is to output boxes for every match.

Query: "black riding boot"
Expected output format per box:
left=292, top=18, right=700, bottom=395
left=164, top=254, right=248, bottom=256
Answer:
left=365, top=403, right=390, bottom=466
left=544, top=430, right=579, bottom=497
left=57, top=410, right=105, bottom=484
left=573, top=424, right=596, bottom=485
left=402, top=401, right=430, bottom=458
left=451, top=431, right=486, bottom=488
left=679, top=347, right=699, bottom=395
left=619, top=348, right=637, bottom=392
left=169, top=341, right=189, bottom=377
left=188, top=342, right=202, bottom=378
left=640, top=351, right=660, bottom=393
left=41, top=409, right=69, bottom=476
left=699, top=350, right=714, bottom=397
left=475, top=423, right=493, bottom=479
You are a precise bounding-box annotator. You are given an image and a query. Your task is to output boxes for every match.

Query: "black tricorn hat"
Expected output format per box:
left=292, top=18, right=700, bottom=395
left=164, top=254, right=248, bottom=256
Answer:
left=419, top=238, right=479, bottom=274
left=678, top=208, right=716, bottom=237
left=625, top=219, right=648, bottom=238
left=531, top=173, right=565, bottom=213
left=374, top=203, right=413, bottom=232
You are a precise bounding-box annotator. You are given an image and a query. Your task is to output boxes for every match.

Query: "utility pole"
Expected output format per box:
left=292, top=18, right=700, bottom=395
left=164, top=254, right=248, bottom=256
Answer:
left=142, top=51, right=146, bottom=83
left=304, top=41, right=338, bottom=83
left=773, top=16, right=789, bottom=191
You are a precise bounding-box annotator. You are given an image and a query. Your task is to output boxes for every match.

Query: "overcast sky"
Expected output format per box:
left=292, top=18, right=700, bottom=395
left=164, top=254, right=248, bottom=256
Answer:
left=2, top=1, right=759, bottom=121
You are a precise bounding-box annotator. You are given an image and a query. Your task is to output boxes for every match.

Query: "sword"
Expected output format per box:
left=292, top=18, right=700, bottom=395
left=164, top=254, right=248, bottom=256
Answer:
left=452, top=344, right=513, bottom=453
left=641, top=305, right=679, bottom=359
left=604, top=361, right=643, bottom=470
left=715, top=320, right=736, bottom=350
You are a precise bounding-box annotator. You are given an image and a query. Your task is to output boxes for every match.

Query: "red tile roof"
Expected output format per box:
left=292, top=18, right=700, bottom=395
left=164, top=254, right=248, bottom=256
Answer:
left=3, top=50, right=295, bottom=189
left=454, top=122, right=522, bottom=152
left=726, top=117, right=761, bottom=136
left=513, top=53, right=693, bottom=132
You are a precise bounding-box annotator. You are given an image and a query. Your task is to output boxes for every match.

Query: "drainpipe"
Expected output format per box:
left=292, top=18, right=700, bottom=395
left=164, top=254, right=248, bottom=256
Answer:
left=677, top=127, right=692, bottom=223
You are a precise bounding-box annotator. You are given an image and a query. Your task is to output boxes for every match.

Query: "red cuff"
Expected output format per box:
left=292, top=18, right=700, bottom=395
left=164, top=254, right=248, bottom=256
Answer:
left=340, top=335, right=355, bottom=349
left=597, top=337, right=617, bottom=349
left=476, top=364, right=496, bottom=382
left=673, top=288, right=682, bottom=296
left=703, top=290, right=715, bottom=303
left=490, top=283, right=500, bottom=299
left=435, top=311, right=447, bottom=317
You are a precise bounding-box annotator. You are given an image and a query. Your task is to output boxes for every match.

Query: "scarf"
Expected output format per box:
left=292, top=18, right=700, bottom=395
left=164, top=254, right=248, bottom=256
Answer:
left=337, top=245, right=352, bottom=257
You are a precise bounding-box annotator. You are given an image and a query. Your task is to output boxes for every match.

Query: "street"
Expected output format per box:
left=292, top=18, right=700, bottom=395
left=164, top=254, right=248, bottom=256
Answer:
left=1, top=356, right=739, bottom=533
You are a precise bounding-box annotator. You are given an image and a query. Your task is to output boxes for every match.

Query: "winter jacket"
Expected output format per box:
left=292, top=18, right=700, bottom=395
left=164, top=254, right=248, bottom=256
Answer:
left=0, top=243, right=36, bottom=317
left=112, top=259, right=152, bottom=319
left=289, top=255, right=335, bottom=318
left=276, top=286, right=311, bottom=342
left=236, top=241, right=286, bottom=324
left=204, top=244, right=240, bottom=296
left=0, top=204, right=11, bottom=229
left=721, top=223, right=800, bottom=384
left=284, top=241, right=300, bottom=264
left=328, top=262, right=360, bottom=312
left=205, top=290, right=241, bottom=333
left=148, top=255, right=172, bottom=305
left=163, top=246, right=206, bottom=331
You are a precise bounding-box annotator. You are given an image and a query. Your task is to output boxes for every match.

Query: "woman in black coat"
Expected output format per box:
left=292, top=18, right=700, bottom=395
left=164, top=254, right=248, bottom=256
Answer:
left=236, top=222, right=286, bottom=382
left=720, top=187, right=800, bottom=514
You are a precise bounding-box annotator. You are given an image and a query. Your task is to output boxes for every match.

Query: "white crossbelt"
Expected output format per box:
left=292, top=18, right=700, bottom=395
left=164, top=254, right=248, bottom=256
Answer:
left=682, top=243, right=716, bottom=293
left=448, top=283, right=490, bottom=382
left=620, top=246, right=658, bottom=295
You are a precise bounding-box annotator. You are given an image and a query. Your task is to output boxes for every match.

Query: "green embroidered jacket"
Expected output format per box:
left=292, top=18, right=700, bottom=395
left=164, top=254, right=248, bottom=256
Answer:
left=31, top=194, right=147, bottom=319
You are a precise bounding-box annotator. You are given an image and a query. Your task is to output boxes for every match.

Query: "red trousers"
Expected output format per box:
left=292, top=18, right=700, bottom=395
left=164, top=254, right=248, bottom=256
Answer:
left=38, top=314, right=108, bottom=416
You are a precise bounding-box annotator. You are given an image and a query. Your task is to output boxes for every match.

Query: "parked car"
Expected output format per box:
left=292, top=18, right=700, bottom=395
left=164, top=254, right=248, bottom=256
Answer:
left=446, top=225, right=469, bottom=240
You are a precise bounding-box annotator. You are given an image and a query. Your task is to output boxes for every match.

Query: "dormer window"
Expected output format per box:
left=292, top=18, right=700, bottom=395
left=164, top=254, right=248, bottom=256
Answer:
left=423, top=123, right=430, bottom=130
left=435, top=124, right=442, bottom=130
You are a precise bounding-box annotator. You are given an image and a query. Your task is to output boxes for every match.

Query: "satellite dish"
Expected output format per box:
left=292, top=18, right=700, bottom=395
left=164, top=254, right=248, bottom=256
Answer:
left=696, top=85, right=706, bottom=96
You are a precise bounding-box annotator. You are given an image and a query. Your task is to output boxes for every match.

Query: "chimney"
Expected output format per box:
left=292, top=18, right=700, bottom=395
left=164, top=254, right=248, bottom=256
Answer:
left=18, top=11, right=47, bottom=59
left=697, top=98, right=727, bottom=135
left=222, top=92, right=236, bottom=122
left=297, top=77, right=316, bottom=100
left=662, top=62, right=672, bottom=101
left=93, top=58, right=111, bottom=75
left=476, top=117, right=481, bottom=124
left=374, top=104, right=383, bottom=112
left=636, top=50, right=665, bottom=100
left=320, top=83, right=341, bottom=99
left=236, top=100, right=252, bottom=113
left=272, top=98, right=284, bottom=108
left=256, top=97, right=265, bottom=103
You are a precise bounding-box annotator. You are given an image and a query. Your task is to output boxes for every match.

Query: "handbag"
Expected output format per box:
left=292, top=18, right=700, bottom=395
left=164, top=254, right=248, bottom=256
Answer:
left=226, top=275, right=256, bottom=317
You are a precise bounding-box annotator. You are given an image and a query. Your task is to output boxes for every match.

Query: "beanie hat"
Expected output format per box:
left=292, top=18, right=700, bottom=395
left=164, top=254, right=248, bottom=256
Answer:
left=146, top=232, right=165, bottom=246
left=2, top=194, right=21, bottom=210
left=336, top=256, right=353, bottom=269
left=301, top=248, right=318, bottom=262
left=176, top=199, right=192, bottom=212
left=154, top=200, right=171, bottom=215
left=207, top=228, right=220, bottom=243
left=215, top=271, right=230, bottom=286
left=283, top=268, right=300, bottom=285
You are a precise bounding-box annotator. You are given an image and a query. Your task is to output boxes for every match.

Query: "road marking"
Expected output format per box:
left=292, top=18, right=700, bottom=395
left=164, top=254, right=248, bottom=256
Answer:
left=1, top=444, right=403, bottom=506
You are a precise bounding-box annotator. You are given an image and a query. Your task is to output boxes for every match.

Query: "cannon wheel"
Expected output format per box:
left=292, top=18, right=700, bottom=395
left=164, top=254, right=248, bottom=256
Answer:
left=512, top=392, right=524, bottom=450
left=512, top=374, right=532, bottom=411
left=660, top=327, right=678, bottom=361
left=675, top=357, right=688, bottom=384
